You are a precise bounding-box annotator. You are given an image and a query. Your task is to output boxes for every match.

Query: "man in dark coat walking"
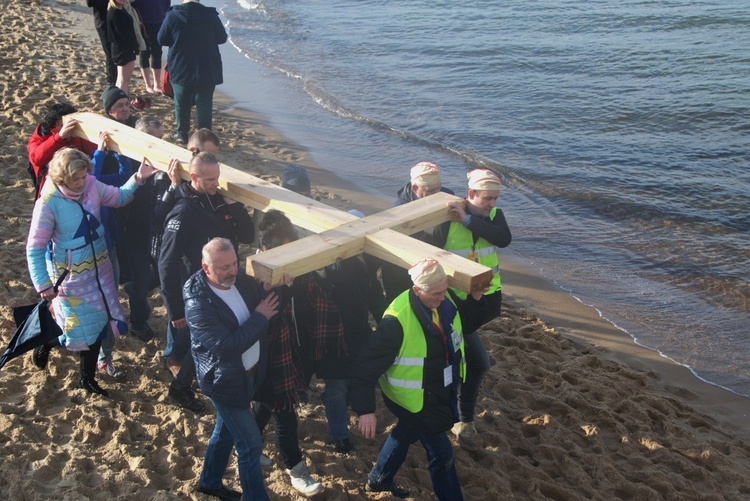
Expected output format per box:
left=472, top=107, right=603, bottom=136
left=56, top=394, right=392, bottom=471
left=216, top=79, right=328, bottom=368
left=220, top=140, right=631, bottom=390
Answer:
left=158, top=0, right=227, bottom=144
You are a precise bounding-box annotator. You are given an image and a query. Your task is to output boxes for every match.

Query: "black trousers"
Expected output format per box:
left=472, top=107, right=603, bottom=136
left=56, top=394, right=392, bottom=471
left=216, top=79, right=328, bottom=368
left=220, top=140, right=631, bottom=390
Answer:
left=44, top=336, right=103, bottom=380
left=95, top=25, right=117, bottom=85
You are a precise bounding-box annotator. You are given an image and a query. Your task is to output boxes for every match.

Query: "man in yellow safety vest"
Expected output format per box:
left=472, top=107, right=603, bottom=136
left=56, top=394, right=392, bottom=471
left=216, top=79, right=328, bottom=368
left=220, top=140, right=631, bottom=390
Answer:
left=351, top=258, right=489, bottom=500
left=423, top=168, right=512, bottom=451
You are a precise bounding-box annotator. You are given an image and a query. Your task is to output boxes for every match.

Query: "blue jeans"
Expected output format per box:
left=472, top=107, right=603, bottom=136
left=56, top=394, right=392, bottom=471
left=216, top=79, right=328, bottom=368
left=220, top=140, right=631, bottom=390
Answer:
left=323, top=378, right=350, bottom=440
left=458, top=331, right=490, bottom=422
left=171, top=82, right=216, bottom=138
left=368, top=420, right=463, bottom=501
left=164, top=322, right=190, bottom=361
left=200, top=375, right=269, bottom=500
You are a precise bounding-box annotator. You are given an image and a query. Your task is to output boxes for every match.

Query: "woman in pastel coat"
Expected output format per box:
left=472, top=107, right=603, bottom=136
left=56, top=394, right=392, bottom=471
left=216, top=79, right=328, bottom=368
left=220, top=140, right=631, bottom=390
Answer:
left=26, top=147, right=155, bottom=396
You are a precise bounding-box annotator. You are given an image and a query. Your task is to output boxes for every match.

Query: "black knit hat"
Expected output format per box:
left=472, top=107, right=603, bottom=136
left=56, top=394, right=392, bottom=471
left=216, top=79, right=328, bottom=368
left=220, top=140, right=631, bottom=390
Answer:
left=101, top=85, right=129, bottom=113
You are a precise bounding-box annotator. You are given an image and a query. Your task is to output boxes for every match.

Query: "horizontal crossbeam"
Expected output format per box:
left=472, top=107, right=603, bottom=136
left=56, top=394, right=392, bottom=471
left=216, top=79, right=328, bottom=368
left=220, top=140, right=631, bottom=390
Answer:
left=67, top=112, right=493, bottom=292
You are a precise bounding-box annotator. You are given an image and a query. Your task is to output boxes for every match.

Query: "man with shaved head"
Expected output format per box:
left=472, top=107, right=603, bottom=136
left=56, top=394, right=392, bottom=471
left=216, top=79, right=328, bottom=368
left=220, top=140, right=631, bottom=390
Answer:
left=159, top=152, right=254, bottom=412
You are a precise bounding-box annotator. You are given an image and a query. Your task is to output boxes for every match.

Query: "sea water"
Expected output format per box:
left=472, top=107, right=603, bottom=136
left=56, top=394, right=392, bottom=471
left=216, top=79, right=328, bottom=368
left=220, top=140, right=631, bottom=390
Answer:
left=211, top=0, right=750, bottom=396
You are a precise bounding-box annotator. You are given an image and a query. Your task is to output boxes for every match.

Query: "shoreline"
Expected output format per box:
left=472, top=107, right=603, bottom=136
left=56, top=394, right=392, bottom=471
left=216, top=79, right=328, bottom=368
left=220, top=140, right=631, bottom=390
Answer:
left=1, top=0, right=749, bottom=499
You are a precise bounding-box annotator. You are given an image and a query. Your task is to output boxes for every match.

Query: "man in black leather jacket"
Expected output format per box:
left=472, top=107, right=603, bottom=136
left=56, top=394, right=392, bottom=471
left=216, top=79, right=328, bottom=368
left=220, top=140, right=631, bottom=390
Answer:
left=159, top=152, right=254, bottom=412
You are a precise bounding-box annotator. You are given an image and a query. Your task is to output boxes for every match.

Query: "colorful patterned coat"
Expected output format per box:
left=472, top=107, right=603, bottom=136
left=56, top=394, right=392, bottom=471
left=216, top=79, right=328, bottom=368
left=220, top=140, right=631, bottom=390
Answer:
left=26, top=174, right=139, bottom=351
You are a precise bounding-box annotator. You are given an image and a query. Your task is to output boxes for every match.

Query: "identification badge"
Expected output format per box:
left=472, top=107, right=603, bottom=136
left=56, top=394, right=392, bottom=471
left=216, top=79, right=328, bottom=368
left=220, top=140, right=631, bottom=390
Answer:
left=443, top=366, right=453, bottom=386
left=467, top=251, right=479, bottom=262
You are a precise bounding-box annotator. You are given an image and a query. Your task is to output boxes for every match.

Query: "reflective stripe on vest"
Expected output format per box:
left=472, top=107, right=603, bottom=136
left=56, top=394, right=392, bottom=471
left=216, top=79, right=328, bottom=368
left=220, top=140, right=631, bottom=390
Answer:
left=378, top=291, right=465, bottom=413
left=444, top=206, right=501, bottom=298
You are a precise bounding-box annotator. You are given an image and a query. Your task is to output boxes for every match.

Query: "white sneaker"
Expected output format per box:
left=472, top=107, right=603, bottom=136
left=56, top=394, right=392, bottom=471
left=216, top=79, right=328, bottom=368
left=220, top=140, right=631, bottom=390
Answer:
left=285, top=461, right=324, bottom=497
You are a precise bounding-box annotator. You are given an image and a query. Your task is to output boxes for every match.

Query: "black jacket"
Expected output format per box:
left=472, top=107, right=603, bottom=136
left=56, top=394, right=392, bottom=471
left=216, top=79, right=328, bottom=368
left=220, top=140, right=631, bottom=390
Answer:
left=158, top=183, right=254, bottom=321
left=86, top=0, right=109, bottom=29
left=349, top=289, right=488, bottom=434
left=423, top=204, right=512, bottom=250
left=392, top=182, right=455, bottom=207
left=157, top=2, right=227, bottom=87
left=184, top=269, right=269, bottom=408
left=314, top=255, right=379, bottom=379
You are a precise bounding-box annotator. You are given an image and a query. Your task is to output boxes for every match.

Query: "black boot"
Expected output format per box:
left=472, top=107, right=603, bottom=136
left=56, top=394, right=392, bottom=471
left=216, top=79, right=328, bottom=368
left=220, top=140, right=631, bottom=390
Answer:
left=78, top=377, right=109, bottom=397
left=32, top=344, right=51, bottom=369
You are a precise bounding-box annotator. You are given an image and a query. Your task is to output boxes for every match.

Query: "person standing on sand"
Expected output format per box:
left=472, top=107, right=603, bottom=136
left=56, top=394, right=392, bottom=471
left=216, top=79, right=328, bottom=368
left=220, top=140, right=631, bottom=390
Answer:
left=159, top=152, right=254, bottom=413
left=106, top=0, right=147, bottom=95
left=27, top=148, right=156, bottom=396
left=151, top=129, right=221, bottom=377
left=101, top=85, right=156, bottom=344
left=158, top=0, right=227, bottom=145
left=184, top=238, right=281, bottom=501
left=423, top=168, right=512, bottom=451
left=351, top=258, right=488, bottom=500
left=251, top=210, right=331, bottom=498
left=131, top=0, right=170, bottom=95
left=87, top=0, right=117, bottom=85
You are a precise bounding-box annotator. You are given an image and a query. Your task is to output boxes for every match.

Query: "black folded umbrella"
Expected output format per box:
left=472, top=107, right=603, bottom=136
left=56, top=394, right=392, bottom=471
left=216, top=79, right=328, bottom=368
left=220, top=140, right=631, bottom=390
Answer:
left=0, top=271, right=67, bottom=371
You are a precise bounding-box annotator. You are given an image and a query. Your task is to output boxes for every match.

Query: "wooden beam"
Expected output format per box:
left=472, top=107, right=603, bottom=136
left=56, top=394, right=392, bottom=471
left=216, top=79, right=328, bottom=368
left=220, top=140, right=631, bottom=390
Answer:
left=363, top=232, right=494, bottom=293
left=246, top=193, right=492, bottom=291
left=67, top=112, right=354, bottom=233
left=67, top=112, right=493, bottom=292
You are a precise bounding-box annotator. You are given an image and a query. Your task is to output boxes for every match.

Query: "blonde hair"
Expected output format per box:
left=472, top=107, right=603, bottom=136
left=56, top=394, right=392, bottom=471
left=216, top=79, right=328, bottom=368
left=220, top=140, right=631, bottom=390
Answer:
left=48, top=148, right=93, bottom=187
left=108, top=0, right=125, bottom=10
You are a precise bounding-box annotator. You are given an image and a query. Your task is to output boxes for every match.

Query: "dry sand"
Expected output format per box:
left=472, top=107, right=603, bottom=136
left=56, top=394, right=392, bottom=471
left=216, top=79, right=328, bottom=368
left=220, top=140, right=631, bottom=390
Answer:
left=1, top=1, right=749, bottom=499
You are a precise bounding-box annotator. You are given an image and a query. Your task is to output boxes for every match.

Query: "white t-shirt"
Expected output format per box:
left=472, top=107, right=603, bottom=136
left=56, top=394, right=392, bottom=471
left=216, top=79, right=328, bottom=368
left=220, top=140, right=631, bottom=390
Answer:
left=209, top=283, right=259, bottom=370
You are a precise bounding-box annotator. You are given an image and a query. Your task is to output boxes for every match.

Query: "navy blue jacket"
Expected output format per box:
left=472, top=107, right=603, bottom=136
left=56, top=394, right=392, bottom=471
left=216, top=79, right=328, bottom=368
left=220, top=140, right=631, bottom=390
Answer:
left=184, top=269, right=269, bottom=408
left=157, top=2, right=227, bottom=87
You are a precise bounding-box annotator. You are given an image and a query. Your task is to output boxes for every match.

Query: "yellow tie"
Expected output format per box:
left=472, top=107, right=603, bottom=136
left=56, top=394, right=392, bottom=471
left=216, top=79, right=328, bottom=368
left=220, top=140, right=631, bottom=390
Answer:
left=431, top=308, right=443, bottom=334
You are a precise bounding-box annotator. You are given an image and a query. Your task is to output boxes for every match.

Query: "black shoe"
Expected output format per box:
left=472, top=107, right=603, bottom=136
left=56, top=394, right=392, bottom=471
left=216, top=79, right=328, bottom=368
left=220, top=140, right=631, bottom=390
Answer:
left=130, top=323, right=155, bottom=342
left=32, top=344, right=50, bottom=369
left=168, top=386, right=206, bottom=413
left=169, top=131, right=187, bottom=145
left=196, top=484, right=242, bottom=501
left=366, top=480, right=409, bottom=499
left=333, top=438, right=354, bottom=454
left=78, top=378, right=109, bottom=397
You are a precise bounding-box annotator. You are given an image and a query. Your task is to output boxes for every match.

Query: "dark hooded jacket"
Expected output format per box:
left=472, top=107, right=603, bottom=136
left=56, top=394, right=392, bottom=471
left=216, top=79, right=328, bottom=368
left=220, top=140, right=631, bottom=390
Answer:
left=157, top=2, right=227, bottom=87
left=393, top=182, right=454, bottom=207
left=159, top=183, right=254, bottom=321
left=183, top=269, right=269, bottom=408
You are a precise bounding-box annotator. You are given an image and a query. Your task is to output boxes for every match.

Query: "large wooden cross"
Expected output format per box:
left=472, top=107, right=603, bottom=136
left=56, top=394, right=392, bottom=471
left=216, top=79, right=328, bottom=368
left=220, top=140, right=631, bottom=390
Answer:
left=68, top=113, right=492, bottom=292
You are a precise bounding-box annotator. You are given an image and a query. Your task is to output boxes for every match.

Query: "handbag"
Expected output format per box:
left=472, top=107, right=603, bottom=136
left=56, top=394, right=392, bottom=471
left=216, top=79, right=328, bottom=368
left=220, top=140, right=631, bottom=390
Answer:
left=162, top=65, right=174, bottom=98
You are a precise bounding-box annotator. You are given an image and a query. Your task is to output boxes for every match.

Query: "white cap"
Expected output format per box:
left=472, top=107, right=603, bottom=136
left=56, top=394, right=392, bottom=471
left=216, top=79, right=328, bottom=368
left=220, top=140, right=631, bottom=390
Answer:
left=467, top=169, right=501, bottom=190
left=408, top=258, right=447, bottom=287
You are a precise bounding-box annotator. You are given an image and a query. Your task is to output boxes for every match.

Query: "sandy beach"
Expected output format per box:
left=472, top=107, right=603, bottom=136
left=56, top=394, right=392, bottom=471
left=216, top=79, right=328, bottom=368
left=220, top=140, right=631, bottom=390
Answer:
left=1, top=0, right=749, bottom=499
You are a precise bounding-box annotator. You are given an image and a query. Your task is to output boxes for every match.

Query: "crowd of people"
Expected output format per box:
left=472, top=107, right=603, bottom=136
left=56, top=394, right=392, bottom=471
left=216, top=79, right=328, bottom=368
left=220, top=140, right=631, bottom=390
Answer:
left=23, top=1, right=513, bottom=499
